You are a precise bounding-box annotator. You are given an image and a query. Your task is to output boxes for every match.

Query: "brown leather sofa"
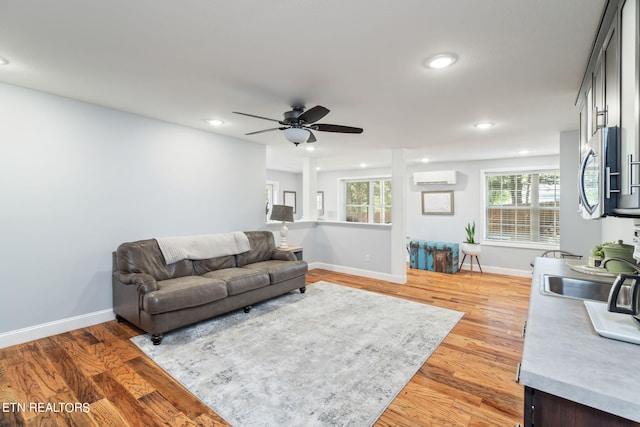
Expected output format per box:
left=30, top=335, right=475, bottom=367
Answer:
left=112, top=231, right=308, bottom=344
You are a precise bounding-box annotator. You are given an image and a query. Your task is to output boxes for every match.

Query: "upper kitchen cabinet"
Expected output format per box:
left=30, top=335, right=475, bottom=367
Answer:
left=577, top=0, right=640, bottom=214
left=619, top=0, right=640, bottom=210
left=577, top=1, right=621, bottom=144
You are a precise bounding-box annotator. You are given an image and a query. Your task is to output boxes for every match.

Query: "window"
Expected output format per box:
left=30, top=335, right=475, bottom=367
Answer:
left=483, top=169, right=560, bottom=246
left=343, top=178, right=392, bottom=224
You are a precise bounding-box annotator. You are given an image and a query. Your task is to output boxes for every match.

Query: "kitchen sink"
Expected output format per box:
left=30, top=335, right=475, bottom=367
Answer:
left=540, top=275, right=631, bottom=304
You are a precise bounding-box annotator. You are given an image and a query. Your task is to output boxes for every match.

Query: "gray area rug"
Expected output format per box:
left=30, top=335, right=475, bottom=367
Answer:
left=132, top=281, right=463, bottom=426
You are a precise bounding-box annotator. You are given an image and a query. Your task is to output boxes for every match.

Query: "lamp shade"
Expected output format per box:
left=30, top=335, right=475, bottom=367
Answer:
left=270, top=204, right=294, bottom=222
left=283, top=127, right=310, bottom=144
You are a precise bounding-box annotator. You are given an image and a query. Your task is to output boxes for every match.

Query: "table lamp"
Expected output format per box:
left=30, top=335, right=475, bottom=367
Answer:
left=270, top=204, right=294, bottom=249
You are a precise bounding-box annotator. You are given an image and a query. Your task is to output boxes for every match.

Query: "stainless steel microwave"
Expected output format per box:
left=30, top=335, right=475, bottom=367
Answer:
left=579, top=127, right=619, bottom=219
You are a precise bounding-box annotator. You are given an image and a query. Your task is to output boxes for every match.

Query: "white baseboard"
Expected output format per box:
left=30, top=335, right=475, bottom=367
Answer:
left=0, top=309, right=115, bottom=349
left=458, top=262, right=532, bottom=277
left=309, top=262, right=407, bottom=284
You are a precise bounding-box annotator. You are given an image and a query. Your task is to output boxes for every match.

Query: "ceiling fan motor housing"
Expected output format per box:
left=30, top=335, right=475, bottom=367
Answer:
left=283, top=106, right=305, bottom=124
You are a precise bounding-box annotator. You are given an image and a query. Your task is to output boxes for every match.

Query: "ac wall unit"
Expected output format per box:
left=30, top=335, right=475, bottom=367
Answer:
left=413, top=170, right=457, bottom=185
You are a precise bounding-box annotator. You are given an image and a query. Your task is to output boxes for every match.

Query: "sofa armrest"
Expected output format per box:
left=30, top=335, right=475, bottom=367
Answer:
left=114, top=272, right=158, bottom=294
left=271, top=249, right=297, bottom=262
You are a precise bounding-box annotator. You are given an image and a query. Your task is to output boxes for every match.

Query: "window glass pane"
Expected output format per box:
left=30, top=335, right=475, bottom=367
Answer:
left=485, top=171, right=559, bottom=245
left=346, top=182, right=369, bottom=205
left=346, top=206, right=368, bottom=222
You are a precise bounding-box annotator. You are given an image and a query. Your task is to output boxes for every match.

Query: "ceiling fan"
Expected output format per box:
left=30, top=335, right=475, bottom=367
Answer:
left=233, top=105, right=363, bottom=146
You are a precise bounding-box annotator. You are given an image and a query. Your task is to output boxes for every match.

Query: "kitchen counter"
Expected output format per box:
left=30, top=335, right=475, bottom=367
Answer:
left=521, top=257, right=640, bottom=422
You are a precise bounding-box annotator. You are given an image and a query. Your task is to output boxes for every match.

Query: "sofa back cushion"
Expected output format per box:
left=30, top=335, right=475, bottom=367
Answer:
left=116, top=239, right=192, bottom=281
left=236, top=231, right=276, bottom=267
left=193, top=255, right=236, bottom=275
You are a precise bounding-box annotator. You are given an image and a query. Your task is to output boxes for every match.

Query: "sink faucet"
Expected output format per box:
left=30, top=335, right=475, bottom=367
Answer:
left=601, top=258, right=640, bottom=273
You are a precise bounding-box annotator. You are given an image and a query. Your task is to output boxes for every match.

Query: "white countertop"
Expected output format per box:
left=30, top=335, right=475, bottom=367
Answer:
left=521, top=257, right=640, bottom=422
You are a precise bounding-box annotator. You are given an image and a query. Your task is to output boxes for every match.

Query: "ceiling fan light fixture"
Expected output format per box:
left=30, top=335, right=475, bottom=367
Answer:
left=424, top=53, right=458, bottom=69
left=283, top=127, right=310, bottom=144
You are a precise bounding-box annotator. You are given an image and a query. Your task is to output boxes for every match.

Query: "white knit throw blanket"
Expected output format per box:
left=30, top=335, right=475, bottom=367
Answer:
left=156, top=232, right=250, bottom=264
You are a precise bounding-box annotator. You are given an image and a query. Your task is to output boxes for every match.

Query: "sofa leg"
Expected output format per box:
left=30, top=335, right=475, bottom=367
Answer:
left=244, top=306, right=252, bottom=313
left=151, top=334, right=163, bottom=345
left=299, top=286, right=306, bottom=294
left=115, top=314, right=126, bottom=323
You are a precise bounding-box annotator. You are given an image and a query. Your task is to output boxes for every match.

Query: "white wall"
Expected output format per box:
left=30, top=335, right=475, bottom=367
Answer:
left=406, top=155, right=560, bottom=274
left=0, top=82, right=267, bottom=336
left=559, top=130, right=602, bottom=258
left=315, top=223, right=392, bottom=274
left=266, top=169, right=302, bottom=220
left=313, top=158, right=565, bottom=276
left=602, top=216, right=637, bottom=245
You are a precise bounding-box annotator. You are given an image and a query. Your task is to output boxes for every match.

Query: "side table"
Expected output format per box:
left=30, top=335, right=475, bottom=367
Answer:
left=282, top=245, right=303, bottom=261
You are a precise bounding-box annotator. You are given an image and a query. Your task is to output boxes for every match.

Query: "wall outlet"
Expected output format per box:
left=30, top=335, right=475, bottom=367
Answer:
left=365, top=254, right=371, bottom=262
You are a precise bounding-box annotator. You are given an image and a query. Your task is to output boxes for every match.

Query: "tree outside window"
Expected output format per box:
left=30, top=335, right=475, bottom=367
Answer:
left=345, top=179, right=391, bottom=224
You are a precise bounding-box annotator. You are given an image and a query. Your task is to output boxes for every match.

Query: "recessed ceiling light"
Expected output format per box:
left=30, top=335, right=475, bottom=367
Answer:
left=519, top=150, right=530, bottom=155
left=421, top=157, right=430, bottom=163
left=306, top=146, right=315, bottom=152
left=360, top=163, right=367, bottom=168
left=316, top=166, right=321, bottom=171
left=474, top=122, right=494, bottom=130
left=0, top=56, right=9, bottom=65
left=424, top=53, right=458, bottom=69
left=206, top=119, right=224, bottom=126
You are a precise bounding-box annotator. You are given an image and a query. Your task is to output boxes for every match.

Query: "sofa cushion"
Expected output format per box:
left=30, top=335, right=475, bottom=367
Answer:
left=242, top=260, right=308, bottom=283
left=117, top=239, right=192, bottom=281
left=142, top=276, right=228, bottom=315
left=193, top=255, right=236, bottom=275
left=203, top=268, right=270, bottom=296
left=236, top=231, right=276, bottom=267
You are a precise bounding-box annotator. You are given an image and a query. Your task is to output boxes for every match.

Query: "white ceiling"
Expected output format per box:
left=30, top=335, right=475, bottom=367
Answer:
left=0, top=0, right=606, bottom=172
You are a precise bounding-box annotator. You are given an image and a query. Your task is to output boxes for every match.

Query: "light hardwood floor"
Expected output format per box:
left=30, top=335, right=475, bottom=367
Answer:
left=0, top=267, right=531, bottom=426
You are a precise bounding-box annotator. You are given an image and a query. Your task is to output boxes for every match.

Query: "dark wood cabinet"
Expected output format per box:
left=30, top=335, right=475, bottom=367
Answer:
left=524, top=386, right=640, bottom=427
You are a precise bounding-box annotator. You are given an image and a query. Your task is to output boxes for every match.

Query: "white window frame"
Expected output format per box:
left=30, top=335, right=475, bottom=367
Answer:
left=265, top=180, right=279, bottom=221
left=480, top=166, right=560, bottom=250
left=339, top=175, right=392, bottom=224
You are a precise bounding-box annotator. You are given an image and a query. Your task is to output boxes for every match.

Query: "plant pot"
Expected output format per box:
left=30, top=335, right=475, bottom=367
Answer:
left=461, top=242, right=481, bottom=256
left=588, top=256, right=603, bottom=267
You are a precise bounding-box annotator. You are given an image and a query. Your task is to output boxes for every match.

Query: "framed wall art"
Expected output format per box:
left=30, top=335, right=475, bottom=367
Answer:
left=421, top=190, right=454, bottom=215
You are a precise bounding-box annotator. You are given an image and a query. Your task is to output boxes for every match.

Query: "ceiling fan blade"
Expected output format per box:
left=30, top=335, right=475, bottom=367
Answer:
left=314, top=123, right=364, bottom=134
left=298, top=105, right=330, bottom=124
left=306, top=130, right=317, bottom=143
left=233, top=111, right=282, bottom=123
left=245, top=127, right=285, bottom=136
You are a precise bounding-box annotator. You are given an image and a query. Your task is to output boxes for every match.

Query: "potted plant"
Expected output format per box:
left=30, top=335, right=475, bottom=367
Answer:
left=590, top=241, right=614, bottom=267
left=461, top=221, right=481, bottom=255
